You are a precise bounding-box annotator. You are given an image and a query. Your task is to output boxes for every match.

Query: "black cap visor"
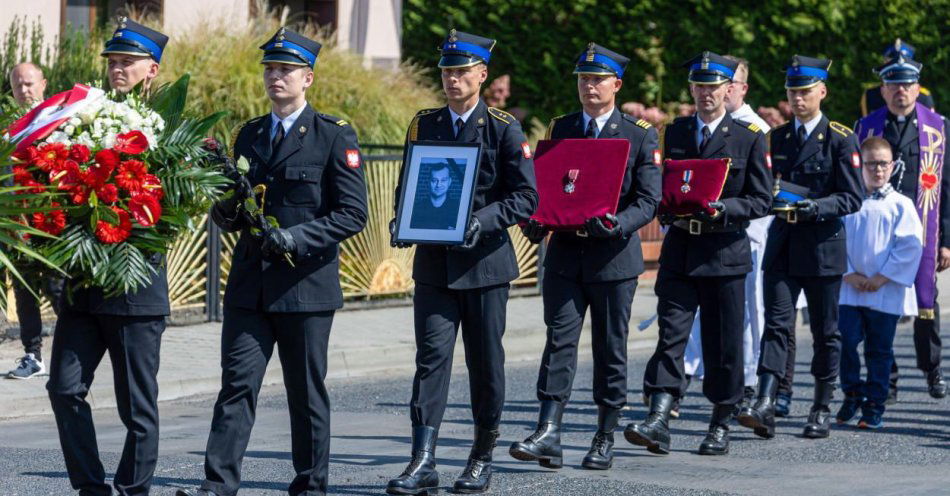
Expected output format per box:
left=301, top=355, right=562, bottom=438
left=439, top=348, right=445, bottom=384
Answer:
left=438, top=54, right=485, bottom=69
left=100, top=40, right=156, bottom=61
left=785, top=76, right=824, bottom=89
left=688, top=70, right=730, bottom=85
left=574, top=63, right=617, bottom=76
left=261, top=50, right=311, bottom=67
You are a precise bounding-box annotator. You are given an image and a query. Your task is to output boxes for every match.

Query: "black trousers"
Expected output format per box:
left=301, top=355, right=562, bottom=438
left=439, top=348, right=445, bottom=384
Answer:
left=759, top=272, right=842, bottom=384
left=13, top=275, right=63, bottom=361
left=778, top=326, right=797, bottom=396
left=202, top=306, right=334, bottom=496
left=891, top=299, right=943, bottom=387
left=536, top=273, right=637, bottom=409
left=410, top=282, right=509, bottom=431
left=46, top=310, right=165, bottom=496
left=644, top=270, right=745, bottom=405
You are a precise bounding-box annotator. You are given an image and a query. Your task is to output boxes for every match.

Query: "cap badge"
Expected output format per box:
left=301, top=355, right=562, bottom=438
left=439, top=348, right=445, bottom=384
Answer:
left=448, top=29, right=458, bottom=42
left=586, top=42, right=595, bottom=62
left=278, top=27, right=286, bottom=41
left=117, top=16, right=127, bottom=29
left=894, top=38, right=902, bottom=52
left=701, top=51, right=710, bottom=69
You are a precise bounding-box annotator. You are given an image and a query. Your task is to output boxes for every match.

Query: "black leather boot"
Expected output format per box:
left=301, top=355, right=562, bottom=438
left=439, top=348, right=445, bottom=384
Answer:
left=803, top=381, right=835, bottom=439
left=582, top=406, right=621, bottom=470
left=927, top=369, right=948, bottom=399
left=387, top=426, right=439, bottom=495
left=509, top=400, right=564, bottom=468
left=699, top=404, right=733, bottom=455
left=175, top=489, right=219, bottom=496
left=624, top=392, right=673, bottom=455
left=737, top=373, right=778, bottom=439
left=454, top=427, right=498, bottom=494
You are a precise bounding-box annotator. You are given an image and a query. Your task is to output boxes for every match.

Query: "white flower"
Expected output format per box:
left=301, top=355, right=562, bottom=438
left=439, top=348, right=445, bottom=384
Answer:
left=47, top=131, right=69, bottom=143
left=64, top=125, right=76, bottom=136
left=68, top=117, right=81, bottom=127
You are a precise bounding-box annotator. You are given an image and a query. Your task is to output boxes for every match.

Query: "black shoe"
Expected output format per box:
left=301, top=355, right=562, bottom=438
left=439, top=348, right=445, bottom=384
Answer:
left=698, top=404, right=733, bottom=456
left=175, top=489, right=219, bottom=496
left=803, top=382, right=834, bottom=439
left=454, top=427, right=498, bottom=494
left=774, top=392, right=792, bottom=418
left=582, top=406, right=620, bottom=470
left=387, top=426, right=440, bottom=495
left=645, top=393, right=680, bottom=419
left=835, top=391, right=864, bottom=425
left=509, top=400, right=564, bottom=468
left=735, top=386, right=755, bottom=416
left=927, top=369, right=947, bottom=399
left=624, top=392, right=673, bottom=454
left=737, top=374, right=778, bottom=439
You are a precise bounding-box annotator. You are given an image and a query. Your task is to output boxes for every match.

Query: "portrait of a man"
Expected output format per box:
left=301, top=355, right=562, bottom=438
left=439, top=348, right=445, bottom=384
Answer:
left=410, top=159, right=463, bottom=230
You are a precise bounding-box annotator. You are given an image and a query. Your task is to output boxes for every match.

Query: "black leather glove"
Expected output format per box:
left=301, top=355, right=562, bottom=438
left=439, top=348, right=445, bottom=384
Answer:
left=521, top=219, right=548, bottom=244
left=657, top=213, right=678, bottom=226
left=695, top=201, right=725, bottom=223
left=455, top=217, right=482, bottom=250
left=794, top=199, right=819, bottom=221
left=389, top=218, right=412, bottom=248
left=261, top=227, right=297, bottom=262
left=585, top=213, right=622, bottom=239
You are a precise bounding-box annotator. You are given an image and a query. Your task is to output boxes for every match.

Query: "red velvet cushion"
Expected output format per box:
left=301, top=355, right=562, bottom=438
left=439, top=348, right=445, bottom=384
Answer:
left=529, top=139, right=630, bottom=229
left=658, top=158, right=731, bottom=216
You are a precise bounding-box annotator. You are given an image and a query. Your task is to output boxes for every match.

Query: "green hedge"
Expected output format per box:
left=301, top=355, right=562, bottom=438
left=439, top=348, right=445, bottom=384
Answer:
left=403, top=0, right=949, bottom=124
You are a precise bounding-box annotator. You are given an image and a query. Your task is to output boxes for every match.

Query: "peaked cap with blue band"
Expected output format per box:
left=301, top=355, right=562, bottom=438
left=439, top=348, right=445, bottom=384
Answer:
left=438, top=29, right=495, bottom=68
left=883, top=38, right=915, bottom=59
left=574, top=43, right=629, bottom=78
left=101, top=17, right=168, bottom=63
left=683, top=51, right=736, bottom=85
left=876, top=55, right=922, bottom=84
left=260, top=27, right=321, bottom=68
left=785, top=55, right=831, bottom=89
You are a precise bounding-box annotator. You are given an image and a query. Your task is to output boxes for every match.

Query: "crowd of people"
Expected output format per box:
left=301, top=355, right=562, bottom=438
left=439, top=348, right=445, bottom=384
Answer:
left=3, top=17, right=946, bottom=496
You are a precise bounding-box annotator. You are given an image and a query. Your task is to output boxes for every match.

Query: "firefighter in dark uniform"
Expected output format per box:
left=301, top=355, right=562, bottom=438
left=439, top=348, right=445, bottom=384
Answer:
left=386, top=30, right=538, bottom=495
left=508, top=43, right=660, bottom=471
left=860, top=39, right=935, bottom=117
left=176, top=28, right=368, bottom=496
left=740, top=56, right=864, bottom=440
left=858, top=56, right=949, bottom=401
left=624, top=52, right=772, bottom=456
left=46, top=18, right=170, bottom=496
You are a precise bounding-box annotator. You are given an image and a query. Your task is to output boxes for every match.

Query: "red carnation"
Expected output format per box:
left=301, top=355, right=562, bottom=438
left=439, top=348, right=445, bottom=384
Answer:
left=128, top=193, right=162, bottom=227
left=68, top=144, right=91, bottom=163
left=18, top=179, right=45, bottom=195
left=95, top=206, right=132, bottom=243
left=35, top=143, right=68, bottom=172
left=116, top=160, right=148, bottom=192
left=113, top=131, right=149, bottom=155
left=13, top=146, right=39, bottom=164
left=81, top=167, right=109, bottom=189
left=30, top=203, right=67, bottom=236
left=141, top=174, right=163, bottom=200
left=94, top=149, right=121, bottom=175
left=12, top=166, right=32, bottom=185
left=96, top=184, right=119, bottom=203
left=70, top=187, right=90, bottom=205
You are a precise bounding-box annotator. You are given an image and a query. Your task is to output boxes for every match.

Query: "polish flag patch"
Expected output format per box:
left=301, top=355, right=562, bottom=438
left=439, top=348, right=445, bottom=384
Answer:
left=851, top=152, right=860, bottom=168
left=653, top=149, right=661, bottom=165
left=521, top=142, right=532, bottom=159
left=765, top=153, right=772, bottom=169
left=345, top=149, right=360, bottom=168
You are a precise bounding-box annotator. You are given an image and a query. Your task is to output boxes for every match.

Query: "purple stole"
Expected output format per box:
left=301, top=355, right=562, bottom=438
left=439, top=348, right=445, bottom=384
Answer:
left=856, top=103, right=946, bottom=319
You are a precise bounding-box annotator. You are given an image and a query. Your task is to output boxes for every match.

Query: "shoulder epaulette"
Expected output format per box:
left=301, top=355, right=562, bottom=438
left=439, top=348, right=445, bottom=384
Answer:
left=545, top=114, right=567, bottom=140
left=415, top=107, right=440, bottom=117
left=746, top=122, right=761, bottom=133
left=317, top=113, right=350, bottom=127
left=635, top=118, right=652, bottom=129
left=829, top=121, right=853, bottom=137
left=921, top=86, right=931, bottom=96
left=488, top=107, right=515, bottom=124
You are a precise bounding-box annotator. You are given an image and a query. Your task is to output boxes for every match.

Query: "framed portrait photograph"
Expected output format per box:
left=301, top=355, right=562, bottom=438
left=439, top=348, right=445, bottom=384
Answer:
left=394, top=141, right=482, bottom=245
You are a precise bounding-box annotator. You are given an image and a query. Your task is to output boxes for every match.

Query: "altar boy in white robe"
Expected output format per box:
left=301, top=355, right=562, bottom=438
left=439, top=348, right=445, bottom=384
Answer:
left=836, top=136, right=923, bottom=430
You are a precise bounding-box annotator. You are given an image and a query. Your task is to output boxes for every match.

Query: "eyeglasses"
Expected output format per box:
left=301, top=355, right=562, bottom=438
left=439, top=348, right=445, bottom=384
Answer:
left=863, top=160, right=892, bottom=171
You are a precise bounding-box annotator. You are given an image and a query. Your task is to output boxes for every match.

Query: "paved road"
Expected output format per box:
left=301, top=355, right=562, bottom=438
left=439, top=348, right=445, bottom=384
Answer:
left=0, top=328, right=948, bottom=495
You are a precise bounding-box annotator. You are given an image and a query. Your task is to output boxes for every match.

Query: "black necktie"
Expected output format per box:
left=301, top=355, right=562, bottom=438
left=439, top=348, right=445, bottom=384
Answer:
left=455, top=118, right=464, bottom=139
left=797, top=125, right=807, bottom=146
left=585, top=118, right=597, bottom=138
left=272, top=122, right=285, bottom=150
left=699, top=125, right=711, bottom=151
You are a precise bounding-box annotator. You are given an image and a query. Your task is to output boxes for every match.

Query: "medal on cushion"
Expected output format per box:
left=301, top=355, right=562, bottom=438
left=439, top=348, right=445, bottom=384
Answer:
left=681, top=169, right=692, bottom=193
left=564, top=169, right=579, bottom=194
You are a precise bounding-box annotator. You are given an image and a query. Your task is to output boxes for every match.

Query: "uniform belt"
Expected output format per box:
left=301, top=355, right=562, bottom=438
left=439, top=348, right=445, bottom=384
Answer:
left=672, top=218, right=747, bottom=235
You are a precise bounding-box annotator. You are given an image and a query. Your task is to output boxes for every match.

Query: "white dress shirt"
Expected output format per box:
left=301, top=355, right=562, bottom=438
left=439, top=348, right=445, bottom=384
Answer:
left=582, top=109, right=614, bottom=138
left=731, top=103, right=771, bottom=133
left=449, top=102, right=479, bottom=137
left=269, top=104, right=307, bottom=140
left=793, top=112, right=823, bottom=140
left=695, top=112, right=726, bottom=148
left=840, top=188, right=923, bottom=316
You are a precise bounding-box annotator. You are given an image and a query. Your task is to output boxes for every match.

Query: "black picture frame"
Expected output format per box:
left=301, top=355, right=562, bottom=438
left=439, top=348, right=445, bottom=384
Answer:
left=394, top=140, right=482, bottom=245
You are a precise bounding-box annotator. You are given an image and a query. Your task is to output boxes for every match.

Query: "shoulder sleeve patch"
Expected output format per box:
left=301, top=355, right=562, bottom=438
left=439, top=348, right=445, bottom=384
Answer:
left=635, top=118, right=652, bottom=129
left=488, top=107, right=514, bottom=124
left=830, top=121, right=853, bottom=137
